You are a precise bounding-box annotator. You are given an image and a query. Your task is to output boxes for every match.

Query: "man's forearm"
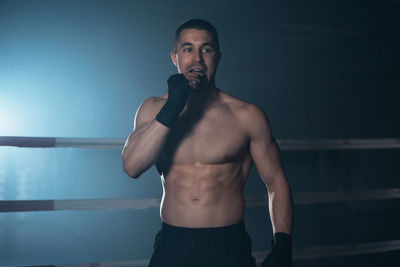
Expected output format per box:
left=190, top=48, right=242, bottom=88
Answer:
left=268, top=179, right=293, bottom=234
left=122, top=119, right=170, bottom=178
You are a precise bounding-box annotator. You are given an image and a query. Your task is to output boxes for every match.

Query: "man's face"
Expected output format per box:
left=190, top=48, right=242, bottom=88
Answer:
left=171, top=29, right=221, bottom=89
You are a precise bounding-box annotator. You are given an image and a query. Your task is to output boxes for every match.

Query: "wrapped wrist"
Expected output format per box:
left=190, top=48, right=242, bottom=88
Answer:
left=272, top=232, right=292, bottom=249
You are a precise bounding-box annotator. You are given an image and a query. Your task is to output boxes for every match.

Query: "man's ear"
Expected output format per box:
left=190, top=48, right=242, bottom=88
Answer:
left=171, top=51, right=178, bottom=67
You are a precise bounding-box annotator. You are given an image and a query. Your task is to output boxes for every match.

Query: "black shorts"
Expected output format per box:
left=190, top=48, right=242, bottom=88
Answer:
left=148, top=221, right=256, bottom=267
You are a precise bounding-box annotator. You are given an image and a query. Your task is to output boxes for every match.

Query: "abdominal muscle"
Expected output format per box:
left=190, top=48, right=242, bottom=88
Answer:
left=160, top=162, right=248, bottom=228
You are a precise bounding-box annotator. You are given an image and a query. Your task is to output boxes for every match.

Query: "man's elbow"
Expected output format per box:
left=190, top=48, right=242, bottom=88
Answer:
left=122, top=163, right=143, bottom=179
left=121, top=151, right=142, bottom=178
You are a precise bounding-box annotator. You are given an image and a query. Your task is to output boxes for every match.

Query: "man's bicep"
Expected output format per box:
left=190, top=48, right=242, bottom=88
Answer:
left=247, top=106, right=285, bottom=188
left=251, top=139, right=287, bottom=192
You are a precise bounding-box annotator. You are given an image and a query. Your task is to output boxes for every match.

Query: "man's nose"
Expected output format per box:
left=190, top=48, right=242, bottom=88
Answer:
left=193, top=49, right=203, bottom=62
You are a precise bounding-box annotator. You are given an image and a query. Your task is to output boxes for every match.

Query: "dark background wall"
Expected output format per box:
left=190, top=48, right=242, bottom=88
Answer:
left=0, top=0, right=399, bottom=266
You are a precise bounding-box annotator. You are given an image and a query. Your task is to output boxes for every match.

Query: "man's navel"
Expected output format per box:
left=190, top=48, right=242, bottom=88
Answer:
left=191, top=196, right=200, bottom=202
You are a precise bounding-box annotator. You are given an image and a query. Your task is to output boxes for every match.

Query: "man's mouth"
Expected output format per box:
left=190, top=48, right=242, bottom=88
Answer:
left=188, top=65, right=206, bottom=75
left=189, top=69, right=205, bottom=74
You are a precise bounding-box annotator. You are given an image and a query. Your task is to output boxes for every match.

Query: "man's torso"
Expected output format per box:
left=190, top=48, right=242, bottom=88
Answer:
left=153, top=90, right=254, bottom=228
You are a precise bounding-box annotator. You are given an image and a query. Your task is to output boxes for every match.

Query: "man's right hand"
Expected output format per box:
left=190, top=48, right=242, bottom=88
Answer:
left=155, top=74, right=191, bottom=127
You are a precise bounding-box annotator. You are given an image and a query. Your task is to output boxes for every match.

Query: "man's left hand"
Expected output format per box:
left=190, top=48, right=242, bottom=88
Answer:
left=262, top=232, right=293, bottom=267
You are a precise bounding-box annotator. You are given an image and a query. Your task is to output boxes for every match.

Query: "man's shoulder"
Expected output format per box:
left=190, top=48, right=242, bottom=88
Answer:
left=142, top=95, right=167, bottom=106
left=218, top=91, right=266, bottom=121
left=135, top=95, right=167, bottom=125
left=218, top=91, right=270, bottom=139
left=139, top=95, right=167, bottom=112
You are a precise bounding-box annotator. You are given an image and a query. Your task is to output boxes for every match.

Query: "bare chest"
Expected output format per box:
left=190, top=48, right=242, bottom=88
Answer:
left=160, top=108, right=249, bottom=166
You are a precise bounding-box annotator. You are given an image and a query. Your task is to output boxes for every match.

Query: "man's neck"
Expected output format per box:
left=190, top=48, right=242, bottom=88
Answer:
left=187, top=83, right=219, bottom=109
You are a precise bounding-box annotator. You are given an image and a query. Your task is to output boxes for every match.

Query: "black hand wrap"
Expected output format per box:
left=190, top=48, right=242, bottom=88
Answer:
left=155, top=74, right=191, bottom=127
left=262, top=233, right=293, bottom=267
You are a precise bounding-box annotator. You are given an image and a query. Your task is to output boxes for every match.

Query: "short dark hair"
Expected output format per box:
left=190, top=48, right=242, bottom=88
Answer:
left=174, top=18, right=220, bottom=52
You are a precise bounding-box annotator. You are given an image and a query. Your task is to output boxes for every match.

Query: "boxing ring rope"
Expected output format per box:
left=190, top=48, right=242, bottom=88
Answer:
left=1, top=188, right=400, bottom=212
left=1, top=136, right=400, bottom=150
left=1, top=135, right=400, bottom=266
left=13, top=239, right=400, bottom=267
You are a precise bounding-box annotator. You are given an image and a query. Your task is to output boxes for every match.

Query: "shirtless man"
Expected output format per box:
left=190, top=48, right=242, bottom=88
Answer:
left=122, top=19, right=293, bottom=267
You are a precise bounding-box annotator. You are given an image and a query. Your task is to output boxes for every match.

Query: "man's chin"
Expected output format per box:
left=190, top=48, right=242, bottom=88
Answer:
left=190, top=80, right=208, bottom=90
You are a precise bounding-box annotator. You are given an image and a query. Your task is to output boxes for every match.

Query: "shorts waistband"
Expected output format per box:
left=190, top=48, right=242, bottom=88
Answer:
left=161, top=220, right=245, bottom=236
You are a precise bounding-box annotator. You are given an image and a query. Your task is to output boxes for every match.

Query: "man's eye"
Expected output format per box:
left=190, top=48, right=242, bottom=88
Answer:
left=201, top=48, right=212, bottom=53
left=183, top=47, right=192, bottom=52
